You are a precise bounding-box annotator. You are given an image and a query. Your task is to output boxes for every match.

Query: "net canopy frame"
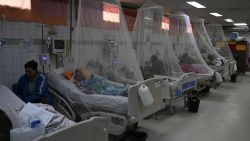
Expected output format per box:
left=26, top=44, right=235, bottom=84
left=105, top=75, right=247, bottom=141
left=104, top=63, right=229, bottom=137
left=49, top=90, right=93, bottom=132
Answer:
left=206, top=23, right=234, bottom=60
left=168, top=11, right=214, bottom=75
left=192, top=18, right=225, bottom=66
left=69, top=0, right=144, bottom=84
left=132, top=0, right=183, bottom=78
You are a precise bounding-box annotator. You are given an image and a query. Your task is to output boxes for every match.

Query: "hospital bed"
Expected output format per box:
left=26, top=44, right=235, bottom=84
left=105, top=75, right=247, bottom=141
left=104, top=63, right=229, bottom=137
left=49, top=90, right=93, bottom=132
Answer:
left=0, top=84, right=108, bottom=141
left=48, top=68, right=197, bottom=135
left=153, top=72, right=197, bottom=115
left=168, top=12, right=222, bottom=93
left=131, top=2, right=198, bottom=115
left=210, top=57, right=237, bottom=82
left=210, top=58, right=230, bottom=79
left=205, top=23, right=238, bottom=82
left=179, top=64, right=220, bottom=92
left=206, top=55, right=237, bottom=82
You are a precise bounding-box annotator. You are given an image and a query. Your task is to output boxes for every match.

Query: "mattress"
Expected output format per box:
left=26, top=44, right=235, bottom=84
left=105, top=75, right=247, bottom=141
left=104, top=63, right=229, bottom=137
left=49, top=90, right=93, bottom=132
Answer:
left=48, top=72, right=128, bottom=116
left=210, top=65, right=223, bottom=72
left=197, top=73, right=213, bottom=82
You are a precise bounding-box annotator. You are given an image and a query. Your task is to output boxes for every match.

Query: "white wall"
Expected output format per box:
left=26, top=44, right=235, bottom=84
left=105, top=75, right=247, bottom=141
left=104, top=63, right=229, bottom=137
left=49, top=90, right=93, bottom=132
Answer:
left=0, top=21, right=69, bottom=88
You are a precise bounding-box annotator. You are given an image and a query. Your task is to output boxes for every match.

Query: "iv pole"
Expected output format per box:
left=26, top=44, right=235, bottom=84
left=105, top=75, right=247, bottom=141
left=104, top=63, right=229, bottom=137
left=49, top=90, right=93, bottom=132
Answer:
left=69, top=0, right=73, bottom=51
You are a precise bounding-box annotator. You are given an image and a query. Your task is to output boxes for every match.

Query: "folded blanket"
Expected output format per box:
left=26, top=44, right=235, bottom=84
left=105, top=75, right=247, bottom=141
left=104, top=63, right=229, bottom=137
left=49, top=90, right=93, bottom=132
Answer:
left=77, top=74, right=129, bottom=96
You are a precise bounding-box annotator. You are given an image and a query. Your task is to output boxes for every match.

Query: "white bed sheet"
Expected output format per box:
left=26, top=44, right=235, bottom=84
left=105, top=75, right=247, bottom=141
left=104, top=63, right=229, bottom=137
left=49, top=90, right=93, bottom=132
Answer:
left=48, top=72, right=128, bottom=116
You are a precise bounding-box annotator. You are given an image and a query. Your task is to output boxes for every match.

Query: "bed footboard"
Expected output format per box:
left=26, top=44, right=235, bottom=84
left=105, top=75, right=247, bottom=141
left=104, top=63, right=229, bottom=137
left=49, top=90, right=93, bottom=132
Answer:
left=128, top=78, right=168, bottom=119
left=35, top=117, right=108, bottom=141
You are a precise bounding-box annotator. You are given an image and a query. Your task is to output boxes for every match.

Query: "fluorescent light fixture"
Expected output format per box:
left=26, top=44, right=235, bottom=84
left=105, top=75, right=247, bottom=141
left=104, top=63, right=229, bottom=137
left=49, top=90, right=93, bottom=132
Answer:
left=186, top=1, right=206, bottom=8
left=224, top=19, right=234, bottom=22
left=234, top=23, right=247, bottom=26
left=209, top=13, right=223, bottom=17
left=144, top=17, right=152, bottom=20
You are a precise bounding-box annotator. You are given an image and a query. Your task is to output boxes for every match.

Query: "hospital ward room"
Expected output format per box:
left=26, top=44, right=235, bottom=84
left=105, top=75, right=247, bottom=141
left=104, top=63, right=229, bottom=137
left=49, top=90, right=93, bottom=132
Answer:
left=1, top=0, right=250, bottom=141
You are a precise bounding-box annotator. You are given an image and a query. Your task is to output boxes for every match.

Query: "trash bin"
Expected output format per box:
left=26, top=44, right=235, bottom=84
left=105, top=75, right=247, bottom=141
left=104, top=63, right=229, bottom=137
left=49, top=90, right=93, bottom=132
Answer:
left=127, top=131, right=147, bottom=141
left=188, top=97, right=200, bottom=113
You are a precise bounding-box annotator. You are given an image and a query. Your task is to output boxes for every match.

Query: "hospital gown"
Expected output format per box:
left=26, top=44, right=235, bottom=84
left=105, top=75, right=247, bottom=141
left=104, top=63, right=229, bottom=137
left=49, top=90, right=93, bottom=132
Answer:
left=80, top=74, right=129, bottom=96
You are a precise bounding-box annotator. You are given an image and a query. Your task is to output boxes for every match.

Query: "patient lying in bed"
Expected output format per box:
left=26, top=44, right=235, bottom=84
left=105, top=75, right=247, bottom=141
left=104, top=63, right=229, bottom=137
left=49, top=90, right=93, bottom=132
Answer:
left=73, top=68, right=129, bottom=96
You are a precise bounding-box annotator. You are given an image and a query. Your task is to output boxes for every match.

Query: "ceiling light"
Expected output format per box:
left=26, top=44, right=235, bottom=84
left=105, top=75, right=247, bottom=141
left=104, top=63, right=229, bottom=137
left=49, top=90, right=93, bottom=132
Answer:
left=234, top=23, right=247, bottom=26
left=144, top=17, right=152, bottom=20
left=209, top=13, right=223, bottom=17
left=224, top=19, right=234, bottom=22
left=186, top=1, right=206, bottom=8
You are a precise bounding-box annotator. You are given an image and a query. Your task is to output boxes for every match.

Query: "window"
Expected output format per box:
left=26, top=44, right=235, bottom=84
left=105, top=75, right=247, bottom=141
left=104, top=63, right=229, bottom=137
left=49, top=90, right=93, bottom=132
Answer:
left=103, top=2, right=120, bottom=23
left=162, top=17, right=169, bottom=30
left=0, top=0, right=31, bottom=10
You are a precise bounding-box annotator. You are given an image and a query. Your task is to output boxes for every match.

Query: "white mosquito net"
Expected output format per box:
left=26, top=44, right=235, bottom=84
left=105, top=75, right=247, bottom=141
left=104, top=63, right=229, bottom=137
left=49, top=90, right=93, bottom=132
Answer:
left=206, top=23, right=234, bottom=60
left=71, top=0, right=143, bottom=83
left=168, top=11, right=214, bottom=75
left=132, top=1, right=183, bottom=78
left=192, top=18, right=225, bottom=65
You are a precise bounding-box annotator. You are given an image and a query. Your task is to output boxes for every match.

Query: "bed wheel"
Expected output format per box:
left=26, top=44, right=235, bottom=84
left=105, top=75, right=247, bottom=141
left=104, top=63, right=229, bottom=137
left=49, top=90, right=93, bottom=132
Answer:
left=133, top=122, right=138, bottom=130
left=170, top=107, right=175, bottom=115
left=184, top=94, right=190, bottom=107
left=230, top=74, right=237, bottom=82
left=184, top=99, right=188, bottom=107
left=166, top=106, right=175, bottom=115
left=202, top=86, right=210, bottom=93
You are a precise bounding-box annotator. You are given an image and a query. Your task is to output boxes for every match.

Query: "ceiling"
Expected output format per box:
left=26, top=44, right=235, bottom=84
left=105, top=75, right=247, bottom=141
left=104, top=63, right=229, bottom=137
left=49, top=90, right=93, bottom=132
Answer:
left=121, top=0, right=250, bottom=27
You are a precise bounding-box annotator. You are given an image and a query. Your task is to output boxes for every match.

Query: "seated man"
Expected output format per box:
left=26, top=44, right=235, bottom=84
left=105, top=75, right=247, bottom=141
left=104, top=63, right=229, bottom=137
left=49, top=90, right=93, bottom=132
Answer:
left=179, top=53, right=195, bottom=65
left=150, top=55, right=165, bottom=75
left=16, top=60, right=52, bottom=104
left=141, top=66, right=153, bottom=80
left=74, top=68, right=129, bottom=96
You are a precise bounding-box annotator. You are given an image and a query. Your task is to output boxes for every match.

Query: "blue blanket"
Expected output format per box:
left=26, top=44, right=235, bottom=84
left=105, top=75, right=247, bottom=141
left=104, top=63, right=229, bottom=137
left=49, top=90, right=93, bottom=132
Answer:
left=80, top=74, right=129, bottom=96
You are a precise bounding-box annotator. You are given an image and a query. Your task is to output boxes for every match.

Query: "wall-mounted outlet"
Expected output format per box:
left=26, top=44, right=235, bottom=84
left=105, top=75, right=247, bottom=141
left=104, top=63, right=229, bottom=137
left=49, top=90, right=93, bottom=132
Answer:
left=0, top=39, right=6, bottom=46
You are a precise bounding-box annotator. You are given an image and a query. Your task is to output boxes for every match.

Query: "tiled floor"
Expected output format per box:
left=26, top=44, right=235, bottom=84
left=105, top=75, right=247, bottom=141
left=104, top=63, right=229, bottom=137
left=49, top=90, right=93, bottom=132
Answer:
left=139, top=73, right=250, bottom=141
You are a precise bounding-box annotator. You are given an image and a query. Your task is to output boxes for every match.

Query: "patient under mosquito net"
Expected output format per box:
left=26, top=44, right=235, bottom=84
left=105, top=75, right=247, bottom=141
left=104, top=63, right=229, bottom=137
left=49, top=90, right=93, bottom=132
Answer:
left=73, top=68, right=129, bottom=96
left=206, top=23, right=234, bottom=60
left=64, top=0, right=143, bottom=95
left=192, top=18, right=225, bottom=66
left=168, top=11, right=214, bottom=75
left=132, top=1, right=183, bottom=79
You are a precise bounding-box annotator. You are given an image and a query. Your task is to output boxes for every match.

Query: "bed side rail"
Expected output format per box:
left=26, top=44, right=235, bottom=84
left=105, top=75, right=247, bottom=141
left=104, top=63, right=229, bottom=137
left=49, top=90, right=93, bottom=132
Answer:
left=156, top=73, right=197, bottom=94
left=177, top=72, right=197, bottom=92
left=48, top=86, right=76, bottom=121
